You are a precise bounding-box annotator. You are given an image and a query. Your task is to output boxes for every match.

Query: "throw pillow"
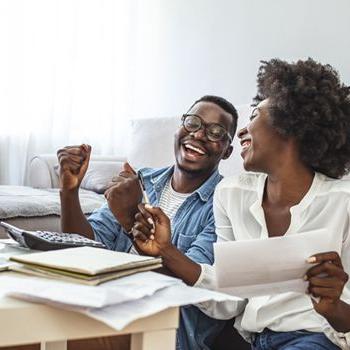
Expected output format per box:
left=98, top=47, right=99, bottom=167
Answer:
left=54, top=161, right=124, bottom=194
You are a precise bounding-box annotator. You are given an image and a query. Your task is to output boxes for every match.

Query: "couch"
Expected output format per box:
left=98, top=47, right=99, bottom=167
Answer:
left=0, top=155, right=126, bottom=238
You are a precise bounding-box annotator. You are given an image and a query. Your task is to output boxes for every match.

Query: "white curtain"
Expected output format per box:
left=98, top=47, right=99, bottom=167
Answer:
left=0, top=0, right=138, bottom=185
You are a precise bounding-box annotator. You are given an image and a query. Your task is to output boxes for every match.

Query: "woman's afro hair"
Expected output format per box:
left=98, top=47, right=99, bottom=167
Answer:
left=254, top=58, right=350, bottom=178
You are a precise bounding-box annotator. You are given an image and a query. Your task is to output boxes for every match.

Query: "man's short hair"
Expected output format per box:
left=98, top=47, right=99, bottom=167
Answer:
left=189, top=95, right=238, bottom=137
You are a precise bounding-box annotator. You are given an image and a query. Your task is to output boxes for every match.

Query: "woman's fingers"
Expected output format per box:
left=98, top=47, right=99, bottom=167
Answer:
left=132, top=222, right=153, bottom=241
left=135, top=212, right=154, bottom=232
left=306, top=261, right=348, bottom=282
left=137, top=204, right=156, bottom=229
left=308, top=286, right=341, bottom=299
left=308, top=276, right=341, bottom=288
left=132, top=227, right=149, bottom=242
left=307, top=251, right=343, bottom=268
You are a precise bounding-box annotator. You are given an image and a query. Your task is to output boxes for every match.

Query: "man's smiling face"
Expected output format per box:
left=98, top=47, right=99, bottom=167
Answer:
left=174, top=101, right=234, bottom=176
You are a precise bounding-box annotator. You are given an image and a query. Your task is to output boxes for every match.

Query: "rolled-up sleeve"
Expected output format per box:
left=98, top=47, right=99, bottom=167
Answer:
left=184, top=212, right=216, bottom=265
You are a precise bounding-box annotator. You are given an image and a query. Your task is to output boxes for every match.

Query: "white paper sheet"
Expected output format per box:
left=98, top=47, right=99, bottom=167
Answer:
left=81, top=284, right=241, bottom=330
left=0, top=271, right=181, bottom=308
left=0, top=273, right=241, bottom=331
left=0, top=240, right=241, bottom=330
left=0, top=239, right=243, bottom=330
left=3, top=282, right=240, bottom=331
left=214, top=228, right=342, bottom=298
left=0, top=240, right=33, bottom=258
left=0, top=240, right=33, bottom=271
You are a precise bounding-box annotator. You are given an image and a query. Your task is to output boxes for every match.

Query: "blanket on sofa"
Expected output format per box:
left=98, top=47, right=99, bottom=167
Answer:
left=0, top=186, right=105, bottom=219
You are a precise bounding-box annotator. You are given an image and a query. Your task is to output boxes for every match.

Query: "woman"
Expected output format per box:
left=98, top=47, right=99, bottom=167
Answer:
left=198, top=58, right=350, bottom=349
left=133, top=58, right=350, bottom=349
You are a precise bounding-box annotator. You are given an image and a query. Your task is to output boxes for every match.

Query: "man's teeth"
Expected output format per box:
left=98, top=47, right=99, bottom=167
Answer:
left=184, top=144, right=205, bottom=155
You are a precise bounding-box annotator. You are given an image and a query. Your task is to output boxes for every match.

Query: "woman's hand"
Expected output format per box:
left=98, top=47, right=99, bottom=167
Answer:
left=306, top=251, right=349, bottom=319
left=131, top=204, right=172, bottom=256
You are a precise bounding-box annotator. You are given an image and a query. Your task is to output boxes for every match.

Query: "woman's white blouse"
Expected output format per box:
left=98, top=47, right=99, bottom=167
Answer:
left=195, top=172, right=350, bottom=349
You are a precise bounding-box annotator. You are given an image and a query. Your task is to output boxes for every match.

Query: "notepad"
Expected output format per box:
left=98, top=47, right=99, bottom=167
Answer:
left=9, top=246, right=162, bottom=285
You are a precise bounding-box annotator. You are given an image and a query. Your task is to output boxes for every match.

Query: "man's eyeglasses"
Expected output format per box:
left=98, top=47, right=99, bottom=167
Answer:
left=181, top=114, right=232, bottom=143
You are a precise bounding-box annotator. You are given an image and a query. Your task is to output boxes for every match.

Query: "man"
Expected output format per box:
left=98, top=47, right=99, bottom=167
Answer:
left=57, top=95, right=238, bottom=350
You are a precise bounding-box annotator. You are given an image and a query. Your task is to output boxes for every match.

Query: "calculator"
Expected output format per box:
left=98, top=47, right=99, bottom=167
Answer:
left=0, top=222, right=106, bottom=251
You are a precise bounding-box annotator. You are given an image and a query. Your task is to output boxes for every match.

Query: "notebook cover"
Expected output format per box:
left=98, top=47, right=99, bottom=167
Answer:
left=10, top=246, right=162, bottom=275
left=10, top=262, right=163, bottom=285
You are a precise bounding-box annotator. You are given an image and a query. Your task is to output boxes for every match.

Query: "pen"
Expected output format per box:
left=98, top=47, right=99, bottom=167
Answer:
left=137, top=171, right=155, bottom=236
left=137, top=171, right=150, bottom=204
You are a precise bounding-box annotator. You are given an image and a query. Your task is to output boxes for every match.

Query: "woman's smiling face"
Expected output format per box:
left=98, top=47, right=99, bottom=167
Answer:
left=238, top=99, right=292, bottom=173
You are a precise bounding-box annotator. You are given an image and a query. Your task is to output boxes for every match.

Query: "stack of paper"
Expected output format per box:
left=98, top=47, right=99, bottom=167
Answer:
left=0, top=272, right=182, bottom=307
left=9, top=246, right=162, bottom=285
left=0, top=271, right=242, bottom=330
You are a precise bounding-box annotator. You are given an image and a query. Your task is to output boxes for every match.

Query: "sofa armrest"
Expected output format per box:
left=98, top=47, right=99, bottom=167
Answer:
left=29, top=154, right=60, bottom=189
left=29, top=154, right=126, bottom=189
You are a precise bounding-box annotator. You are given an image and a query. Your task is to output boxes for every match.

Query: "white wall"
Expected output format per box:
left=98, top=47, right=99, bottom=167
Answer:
left=1, top=0, right=349, bottom=184
left=129, top=0, right=350, bottom=118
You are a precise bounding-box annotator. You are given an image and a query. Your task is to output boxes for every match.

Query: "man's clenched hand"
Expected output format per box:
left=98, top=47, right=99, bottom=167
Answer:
left=104, top=162, right=142, bottom=232
left=57, top=144, right=91, bottom=192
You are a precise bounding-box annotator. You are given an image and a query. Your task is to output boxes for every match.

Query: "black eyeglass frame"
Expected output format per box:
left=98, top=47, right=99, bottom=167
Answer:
left=181, top=113, right=233, bottom=143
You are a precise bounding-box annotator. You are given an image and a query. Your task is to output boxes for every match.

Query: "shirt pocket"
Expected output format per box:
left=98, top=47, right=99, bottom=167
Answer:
left=177, top=233, right=197, bottom=252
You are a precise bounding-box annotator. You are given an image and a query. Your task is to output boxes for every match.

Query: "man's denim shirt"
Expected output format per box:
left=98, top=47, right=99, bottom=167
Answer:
left=88, top=166, right=226, bottom=350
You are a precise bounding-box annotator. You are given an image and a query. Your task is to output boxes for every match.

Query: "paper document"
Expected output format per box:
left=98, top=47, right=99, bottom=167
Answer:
left=0, top=272, right=182, bottom=308
left=0, top=239, right=34, bottom=272
left=214, top=229, right=342, bottom=297
left=0, top=271, right=241, bottom=322
left=10, top=246, right=161, bottom=275
left=83, top=284, right=241, bottom=331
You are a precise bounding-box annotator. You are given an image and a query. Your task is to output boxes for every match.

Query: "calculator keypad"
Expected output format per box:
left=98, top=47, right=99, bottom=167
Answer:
left=35, top=231, right=105, bottom=248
